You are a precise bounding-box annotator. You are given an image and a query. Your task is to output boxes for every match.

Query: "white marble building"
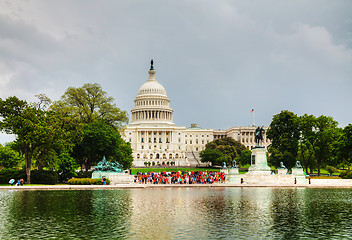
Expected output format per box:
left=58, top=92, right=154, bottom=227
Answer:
left=124, top=63, right=270, bottom=167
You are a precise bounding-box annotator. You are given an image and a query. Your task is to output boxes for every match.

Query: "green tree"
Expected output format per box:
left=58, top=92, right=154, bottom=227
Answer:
left=52, top=83, right=129, bottom=129
left=57, top=153, right=79, bottom=182
left=336, top=124, right=352, bottom=169
left=237, top=149, right=252, bottom=166
left=72, top=120, right=132, bottom=171
left=312, top=116, right=339, bottom=175
left=200, top=137, right=247, bottom=167
left=297, top=142, right=316, bottom=174
left=0, top=96, right=77, bottom=183
left=267, top=110, right=300, bottom=169
left=199, top=148, right=223, bottom=166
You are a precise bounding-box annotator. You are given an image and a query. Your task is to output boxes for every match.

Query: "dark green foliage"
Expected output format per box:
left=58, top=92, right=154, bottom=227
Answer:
left=339, top=170, right=352, bottom=179
left=72, top=120, right=133, bottom=171
left=0, top=169, right=26, bottom=184
left=30, top=170, right=58, bottom=184
left=237, top=149, right=252, bottom=166
left=267, top=110, right=300, bottom=169
left=200, top=137, right=247, bottom=167
left=67, top=178, right=110, bottom=185
left=0, top=169, right=58, bottom=184
left=76, top=171, right=93, bottom=178
left=57, top=153, right=78, bottom=182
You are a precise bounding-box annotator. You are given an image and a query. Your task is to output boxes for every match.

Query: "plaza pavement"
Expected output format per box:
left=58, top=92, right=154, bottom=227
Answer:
left=0, top=179, right=351, bottom=190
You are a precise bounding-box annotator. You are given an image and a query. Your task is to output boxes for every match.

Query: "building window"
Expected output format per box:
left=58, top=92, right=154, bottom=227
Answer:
left=159, top=138, right=162, bottom=143
left=196, top=139, right=198, bottom=144
left=196, top=147, right=198, bottom=151
left=141, top=138, right=144, bottom=143
left=148, top=138, right=151, bottom=143
left=149, top=146, right=151, bottom=149
left=166, top=138, right=169, bottom=143
left=202, top=140, right=204, bottom=144
left=154, top=138, right=156, bottom=143
left=178, top=138, right=181, bottom=143
left=185, top=135, right=187, bottom=137
left=202, top=135, right=204, bottom=137
left=185, top=140, right=187, bottom=144
left=129, top=138, right=131, bottom=142
left=190, top=140, right=193, bottom=144
left=141, top=145, right=144, bottom=149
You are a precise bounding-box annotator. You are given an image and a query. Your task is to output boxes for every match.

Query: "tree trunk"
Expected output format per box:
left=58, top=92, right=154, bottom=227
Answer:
left=317, top=159, right=321, bottom=176
left=24, top=144, right=31, bottom=184
left=38, top=150, right=45, bottom=170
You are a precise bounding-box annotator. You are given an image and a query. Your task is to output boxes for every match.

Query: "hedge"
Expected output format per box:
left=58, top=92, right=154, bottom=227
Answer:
left=340, top=170, right=352, bottom=179
left=67, top=178, right=110, bottom=185
left=0, top=169, right=58, bottom=184
left=76, top=171, right=93, bottom=178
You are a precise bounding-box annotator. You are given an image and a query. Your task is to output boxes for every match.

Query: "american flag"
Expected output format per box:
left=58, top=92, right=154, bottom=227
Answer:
left=250, top=109, right=254, bottom=113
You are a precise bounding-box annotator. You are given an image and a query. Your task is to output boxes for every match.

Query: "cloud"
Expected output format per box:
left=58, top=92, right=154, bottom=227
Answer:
left=0, top=0, right=351, bottom=144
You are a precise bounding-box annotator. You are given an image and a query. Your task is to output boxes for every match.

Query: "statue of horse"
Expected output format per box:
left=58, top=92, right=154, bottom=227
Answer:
left=255, top=126, right=265, bottom=146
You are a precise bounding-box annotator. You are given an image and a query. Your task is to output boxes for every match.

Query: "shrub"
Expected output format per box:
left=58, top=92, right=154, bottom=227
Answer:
left=67, top=178, right=110, bottom=185
left=340, top=170, right=352, bottom=179
left=0, top=169, right=26, bottom=184
left=325, top=166, right=337, bottom=176
left=0, top=169, right=58, bottom=184
left=76, top=171, right=93, bottom=178
left=31, top=170, right=58, bottom=185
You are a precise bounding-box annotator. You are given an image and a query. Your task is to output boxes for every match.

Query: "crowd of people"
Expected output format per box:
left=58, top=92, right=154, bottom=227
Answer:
left=134, top=171, right=226, bottom=184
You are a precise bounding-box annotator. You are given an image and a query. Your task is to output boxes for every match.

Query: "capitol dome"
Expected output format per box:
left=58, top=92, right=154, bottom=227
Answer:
left=130, top=60, right=174, bottom=125
left=137, top=73, right=167, bottom=96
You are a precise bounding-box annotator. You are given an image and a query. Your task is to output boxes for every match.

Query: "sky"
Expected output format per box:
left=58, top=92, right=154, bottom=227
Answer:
left=0, top=0, right=351, bottom=144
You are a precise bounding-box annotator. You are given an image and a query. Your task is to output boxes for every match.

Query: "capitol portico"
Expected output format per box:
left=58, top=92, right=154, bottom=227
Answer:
left=124, top=61, right=270, bottom=167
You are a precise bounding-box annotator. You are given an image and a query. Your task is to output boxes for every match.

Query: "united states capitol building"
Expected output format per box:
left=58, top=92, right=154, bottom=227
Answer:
left=124, top=62, right=270, bottom=167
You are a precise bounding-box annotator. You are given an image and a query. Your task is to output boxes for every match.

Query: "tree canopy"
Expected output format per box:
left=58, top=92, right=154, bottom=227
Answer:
left=200, top=137, right=248, bottom=167
left=52, top=83, right=129, bottom=129
left=267, top=110, right=300, bottom=169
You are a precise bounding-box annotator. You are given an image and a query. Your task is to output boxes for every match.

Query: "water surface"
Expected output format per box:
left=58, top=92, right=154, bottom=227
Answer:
left=0, top=188, right=351, bottom=239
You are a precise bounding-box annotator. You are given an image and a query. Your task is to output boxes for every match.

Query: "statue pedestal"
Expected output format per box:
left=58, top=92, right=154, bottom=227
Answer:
left=247, top=147, right=271, bottom=175
left=220, top=169, right=229, bottom=175
left=92, top=171, right=134, bottom=184
left=226, top=168, right=240, bottom=183
left=278, top=168, right=287, bottom=175
left=292, top=167, right=305, bottom=176
left=292, top=167, right=307, bottom=184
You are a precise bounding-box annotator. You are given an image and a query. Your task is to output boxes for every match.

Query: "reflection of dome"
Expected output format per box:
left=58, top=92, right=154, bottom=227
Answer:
left=130, top=63, right=174, bottom=125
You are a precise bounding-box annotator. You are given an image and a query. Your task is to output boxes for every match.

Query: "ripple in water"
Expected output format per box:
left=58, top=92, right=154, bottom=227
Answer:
left=0, top=188, right=351, bottom=239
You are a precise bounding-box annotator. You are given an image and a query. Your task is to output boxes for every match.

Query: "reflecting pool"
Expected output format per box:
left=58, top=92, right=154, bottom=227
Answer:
left=0, top=188, right=352, bottom=239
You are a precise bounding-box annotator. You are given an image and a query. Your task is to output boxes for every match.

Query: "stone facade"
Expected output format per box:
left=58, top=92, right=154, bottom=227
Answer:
left=124, top=64, right=270, bottom=167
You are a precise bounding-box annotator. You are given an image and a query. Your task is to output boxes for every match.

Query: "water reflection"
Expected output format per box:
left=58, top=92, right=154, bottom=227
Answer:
left=0, top=188, right=352, bottom=239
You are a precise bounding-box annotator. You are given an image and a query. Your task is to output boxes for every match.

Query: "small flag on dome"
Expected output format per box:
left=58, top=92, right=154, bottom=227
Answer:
left=250, top=109, right=254, bottom=113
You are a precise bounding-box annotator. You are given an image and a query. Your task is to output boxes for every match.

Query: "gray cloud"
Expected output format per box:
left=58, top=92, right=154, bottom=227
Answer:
left=0, top=0, right=351, bottom=143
